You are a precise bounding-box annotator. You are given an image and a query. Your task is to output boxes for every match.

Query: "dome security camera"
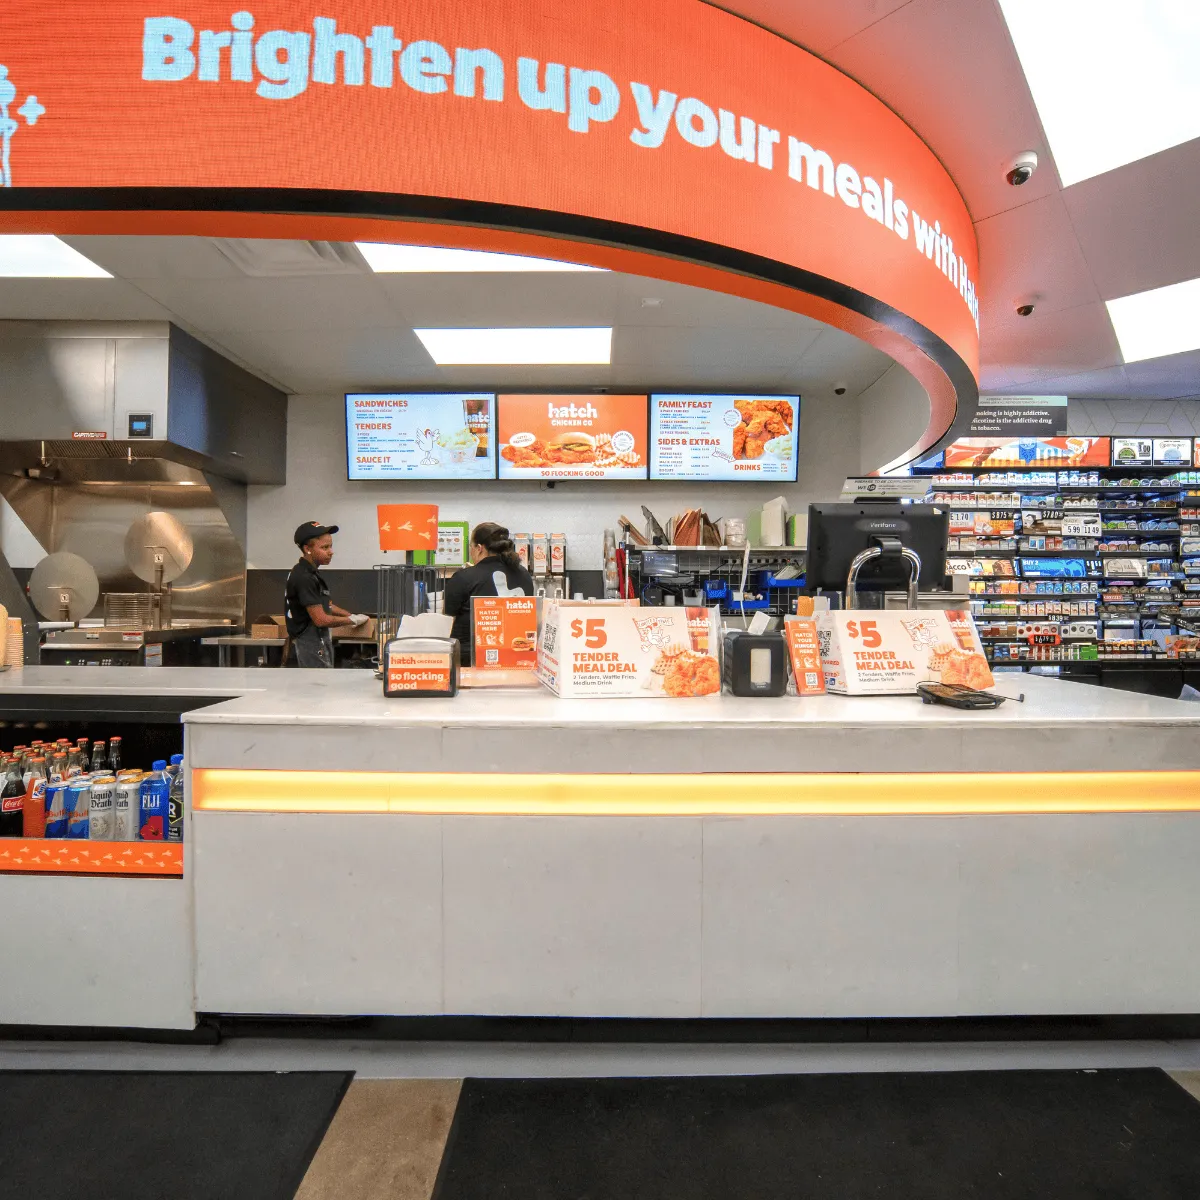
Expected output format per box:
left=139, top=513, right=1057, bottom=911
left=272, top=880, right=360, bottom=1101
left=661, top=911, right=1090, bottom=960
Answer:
left=1016, top=302, right=1036, bottom=317
left=1006, top=151, right=1039, bottom=186
left=833, top=382, right=848, bottom=396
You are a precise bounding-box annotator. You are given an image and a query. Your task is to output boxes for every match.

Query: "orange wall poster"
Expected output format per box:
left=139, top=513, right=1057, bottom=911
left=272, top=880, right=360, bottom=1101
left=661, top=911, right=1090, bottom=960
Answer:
left=943, top=437, right=1112, bottom=470
left=472, top=596, right=538, bottom=670
left=498, top=394, right=648, bottom=479
left=377, top=503, right=439, bottom=551
left=0, top=0, right=979, bottom=382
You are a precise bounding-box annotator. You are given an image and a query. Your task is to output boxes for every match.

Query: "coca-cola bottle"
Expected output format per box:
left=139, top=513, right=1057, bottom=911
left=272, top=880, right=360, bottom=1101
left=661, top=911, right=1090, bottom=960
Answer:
left=1, top=757, right=25, bottom=837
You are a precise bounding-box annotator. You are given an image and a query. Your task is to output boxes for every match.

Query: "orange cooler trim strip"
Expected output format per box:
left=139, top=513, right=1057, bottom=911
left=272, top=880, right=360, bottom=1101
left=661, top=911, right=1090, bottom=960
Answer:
left=192, top=771, right=1200, bottom=817
left=0, top=840, right=183, bottom=877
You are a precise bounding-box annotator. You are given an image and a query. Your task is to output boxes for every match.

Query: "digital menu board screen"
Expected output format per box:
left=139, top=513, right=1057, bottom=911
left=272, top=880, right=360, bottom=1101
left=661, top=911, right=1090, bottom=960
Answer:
left=346, top=393, right=496, bottom=480
left=1153, top=437, right=1192, bottom=466
left=650, top=394, right=800, bottom=481
left=1112, top=437, right=1153, bottom=467
left=497, top=394, right=648, bottom=479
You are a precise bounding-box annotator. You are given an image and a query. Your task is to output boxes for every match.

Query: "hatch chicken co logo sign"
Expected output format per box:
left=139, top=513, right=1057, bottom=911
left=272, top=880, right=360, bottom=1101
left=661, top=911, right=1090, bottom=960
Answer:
left=0, top=1, right=980, bottom=390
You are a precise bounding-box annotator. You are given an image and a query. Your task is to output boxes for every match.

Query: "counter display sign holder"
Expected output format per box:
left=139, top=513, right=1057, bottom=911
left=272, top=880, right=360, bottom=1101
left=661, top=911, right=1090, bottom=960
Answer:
left=817, top=609, right=993, bottom=695
left=650, top=395, right=799, bottom=481
left=472, top=596, right=538, bottom=671
left=539, top=602, right=721, bottom=697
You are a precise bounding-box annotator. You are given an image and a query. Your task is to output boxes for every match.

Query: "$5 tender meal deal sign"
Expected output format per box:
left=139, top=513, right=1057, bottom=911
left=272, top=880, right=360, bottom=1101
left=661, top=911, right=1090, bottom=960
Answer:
left=538, top=602, right=721, bottom=697
left=816, top=610, right=993, bottom=695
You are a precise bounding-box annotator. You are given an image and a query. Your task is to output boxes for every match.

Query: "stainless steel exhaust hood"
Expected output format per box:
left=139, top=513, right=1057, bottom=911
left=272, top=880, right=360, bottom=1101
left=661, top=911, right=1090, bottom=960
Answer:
left=0, top=320, right=286, bottom=483
left=0, top=321, right=287, bottom=631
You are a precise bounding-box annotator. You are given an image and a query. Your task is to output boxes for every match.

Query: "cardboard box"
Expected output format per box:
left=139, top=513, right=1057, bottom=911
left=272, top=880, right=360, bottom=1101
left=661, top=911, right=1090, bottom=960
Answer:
left=250, top=615, right=287, bottom=640
left=539, top=601, right=720, bottom=698
left=332, top=617, right=377, bottom=640
left=816, top=609, right=993, bottom=695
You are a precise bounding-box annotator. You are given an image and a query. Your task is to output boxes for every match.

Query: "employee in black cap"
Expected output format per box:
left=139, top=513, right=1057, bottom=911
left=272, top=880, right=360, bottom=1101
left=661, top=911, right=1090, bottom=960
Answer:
left=285, top=521, right=368, bottom=668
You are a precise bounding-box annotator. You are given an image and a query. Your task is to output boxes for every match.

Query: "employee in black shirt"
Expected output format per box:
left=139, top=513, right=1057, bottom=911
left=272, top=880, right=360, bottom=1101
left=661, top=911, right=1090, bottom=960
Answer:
left=285, top=521, right=368, bottom=668
left=444, top=523, right=536, bottom=664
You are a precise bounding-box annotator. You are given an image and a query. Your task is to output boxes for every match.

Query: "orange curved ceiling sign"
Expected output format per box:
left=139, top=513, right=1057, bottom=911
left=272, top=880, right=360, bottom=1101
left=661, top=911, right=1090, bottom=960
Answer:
left=0, top=1, right=979, bottom=429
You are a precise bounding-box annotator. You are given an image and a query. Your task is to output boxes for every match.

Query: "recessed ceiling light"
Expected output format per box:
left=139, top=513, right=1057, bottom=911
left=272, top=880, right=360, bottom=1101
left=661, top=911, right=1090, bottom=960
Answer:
left=1107, top=277, right=1200, bottom=363
left=357, top=243, right=605, bottom=273
left=414, top=327, right=613, bottom=366
left=0, top=235, right=112, bottom=278
left=998, top=0, right=1200, bottom=186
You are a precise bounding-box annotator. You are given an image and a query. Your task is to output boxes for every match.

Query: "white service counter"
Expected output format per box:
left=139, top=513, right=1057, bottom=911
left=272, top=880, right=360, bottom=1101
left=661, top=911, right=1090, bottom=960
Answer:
left=2, top=667, right=1200, bottom=1028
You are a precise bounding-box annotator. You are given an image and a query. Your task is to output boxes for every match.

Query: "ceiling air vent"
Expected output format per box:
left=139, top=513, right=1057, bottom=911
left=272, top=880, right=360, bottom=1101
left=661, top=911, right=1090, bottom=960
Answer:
left=210, top=239, right=367, bottom=277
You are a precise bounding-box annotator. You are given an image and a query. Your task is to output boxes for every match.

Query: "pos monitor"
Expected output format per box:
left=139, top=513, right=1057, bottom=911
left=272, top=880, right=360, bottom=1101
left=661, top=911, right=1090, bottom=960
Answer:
left=804, top=503, right=949, bottom=600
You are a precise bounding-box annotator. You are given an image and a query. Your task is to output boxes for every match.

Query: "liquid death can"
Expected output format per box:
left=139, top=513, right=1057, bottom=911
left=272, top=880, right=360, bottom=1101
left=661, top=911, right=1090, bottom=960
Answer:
left=113, top=773, right=143, bottom=842
left=88, top=776, right=116, bottom=840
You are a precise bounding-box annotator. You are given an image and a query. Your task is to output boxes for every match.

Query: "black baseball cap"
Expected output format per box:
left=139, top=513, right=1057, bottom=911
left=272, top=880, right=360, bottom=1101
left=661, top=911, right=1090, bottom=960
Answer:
left=294, top=520, right=339, bottom=547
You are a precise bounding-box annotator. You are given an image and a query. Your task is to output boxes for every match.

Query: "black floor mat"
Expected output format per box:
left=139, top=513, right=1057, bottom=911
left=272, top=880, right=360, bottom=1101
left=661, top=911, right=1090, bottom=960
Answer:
left=433, top=1069, right=1200, bottom=1200
left=0, top=1070, right=350, bottom=1200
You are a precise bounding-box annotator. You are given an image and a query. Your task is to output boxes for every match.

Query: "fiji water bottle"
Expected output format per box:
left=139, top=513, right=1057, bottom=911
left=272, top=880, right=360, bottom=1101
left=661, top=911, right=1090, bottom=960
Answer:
left=168, top=754, right=184, bottom=842
left=139, top=761, right=170, bottom=841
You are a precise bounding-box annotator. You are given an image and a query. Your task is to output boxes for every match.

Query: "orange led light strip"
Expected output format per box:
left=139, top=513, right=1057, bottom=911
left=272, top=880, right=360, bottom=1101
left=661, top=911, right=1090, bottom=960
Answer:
left=191, top=771, right=1200, bottom=817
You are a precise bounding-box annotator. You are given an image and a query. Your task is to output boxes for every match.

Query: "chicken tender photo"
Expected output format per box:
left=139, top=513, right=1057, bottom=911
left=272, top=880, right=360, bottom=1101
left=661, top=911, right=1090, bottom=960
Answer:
left=501, top=440, right=546, bottom=467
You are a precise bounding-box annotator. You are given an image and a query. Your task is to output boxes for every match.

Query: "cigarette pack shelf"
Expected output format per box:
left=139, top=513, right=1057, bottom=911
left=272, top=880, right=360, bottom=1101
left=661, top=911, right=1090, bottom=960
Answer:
left=920, top=462, right=1200, bottom=690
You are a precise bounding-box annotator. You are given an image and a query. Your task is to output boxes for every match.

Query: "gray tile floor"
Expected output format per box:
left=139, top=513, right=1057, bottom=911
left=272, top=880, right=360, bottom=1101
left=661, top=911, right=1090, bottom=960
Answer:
left=4, top=1037, right=1200, bottom=1079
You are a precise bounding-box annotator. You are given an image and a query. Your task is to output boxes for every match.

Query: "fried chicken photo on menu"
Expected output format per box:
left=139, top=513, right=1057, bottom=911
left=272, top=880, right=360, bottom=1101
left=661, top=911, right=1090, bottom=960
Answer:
left=732, top=399, right=794, bottom=460
left=501, top=438, right=546, bottom=467
left=663, top=651, right=721, bottom=697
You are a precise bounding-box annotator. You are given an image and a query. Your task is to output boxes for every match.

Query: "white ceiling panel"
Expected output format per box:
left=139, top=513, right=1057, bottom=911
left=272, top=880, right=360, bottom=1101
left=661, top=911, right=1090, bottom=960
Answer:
left=826, top=0, right=1056, bottom=221
left=59, top=235, right=248, bottom=282
left=612, top=276, right=820, bottom=331
left=613, top=325, right=815, bottom=370
left=1063, top=137, right=1200, bottom=301
left=976, top=193, right=1099, bottom=318
left=375, top=271, right=619, bottom=327
left=132, top=275, right=404, bottom=334
left=710, top=0, right=914, bottom=55
left=1123, top=348, right=1200, bottom=400
left=979, top=302, right=1122, bottom=389
left=0, top=280, right=170, bottom=321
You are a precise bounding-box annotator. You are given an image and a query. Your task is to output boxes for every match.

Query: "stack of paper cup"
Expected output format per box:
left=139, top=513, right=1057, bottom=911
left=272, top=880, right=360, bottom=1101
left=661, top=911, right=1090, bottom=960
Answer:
left=5, top=616, right=23, bottom=670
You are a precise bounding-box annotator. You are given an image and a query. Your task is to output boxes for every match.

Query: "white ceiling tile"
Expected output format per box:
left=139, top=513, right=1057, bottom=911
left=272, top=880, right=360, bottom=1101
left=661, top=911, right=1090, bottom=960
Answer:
left=716, top=0, right=914, bottom=55
left=375, top=272, right=619, bottom=326
left=59, top=236, right=247, bottom=281
left=827, top=0, right=1056, bottom=221
left=1063, top=137, right=1200, bottom=300
left=0, top=280, right=170, bottom=321
left=976, top=193, right=1100, bottom=318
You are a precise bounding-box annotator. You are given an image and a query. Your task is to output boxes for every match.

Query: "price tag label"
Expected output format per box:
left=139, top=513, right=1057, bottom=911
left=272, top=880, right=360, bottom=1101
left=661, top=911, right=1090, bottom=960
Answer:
left=569, top=616, right=608, bottom=647
left=1062, top=514, right=1101, bottom=537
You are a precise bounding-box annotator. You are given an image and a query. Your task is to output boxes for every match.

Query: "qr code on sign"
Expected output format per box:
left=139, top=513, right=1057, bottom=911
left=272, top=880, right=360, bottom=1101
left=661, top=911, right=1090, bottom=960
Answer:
left=805, top=672, right=819, bottom=689
left=485, top=649, right=499, bottom=665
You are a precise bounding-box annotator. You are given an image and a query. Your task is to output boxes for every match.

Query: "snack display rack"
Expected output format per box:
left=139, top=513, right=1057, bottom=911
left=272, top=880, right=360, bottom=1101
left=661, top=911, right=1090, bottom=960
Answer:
left=921, top=462, right=1200, bottom=675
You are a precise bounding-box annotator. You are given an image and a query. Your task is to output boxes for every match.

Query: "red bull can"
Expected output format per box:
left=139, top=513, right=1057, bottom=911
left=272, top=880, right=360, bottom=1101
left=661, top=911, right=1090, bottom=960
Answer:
left=44, top=781, right=70, bottom=839
left=113, top=772, right=142, bottom=841
left=66, top=779, right=92, bottom=839
left=88, top=776, right=116, bottom=840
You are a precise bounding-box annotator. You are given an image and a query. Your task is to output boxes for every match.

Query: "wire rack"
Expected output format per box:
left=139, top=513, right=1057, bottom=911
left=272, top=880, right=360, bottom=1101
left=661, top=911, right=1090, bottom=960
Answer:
left=373, top=564, right=440, bottom=660
left=625, top=546, right=807, bottom=619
